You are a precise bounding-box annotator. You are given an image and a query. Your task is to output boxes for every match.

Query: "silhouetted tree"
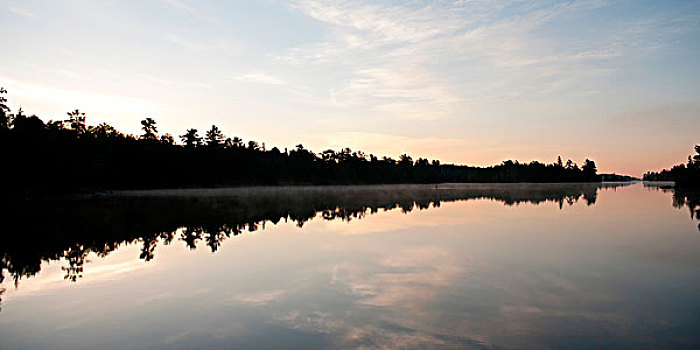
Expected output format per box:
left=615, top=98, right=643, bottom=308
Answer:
left=46, top=119, right=65, bottom=131
left=140, top=118, right=158, bottom=140
left=91, top=122, right=119, bottom=138
left=10, top=107, right=27, bottom=129
left=415, top=158, right=429, bottom=167
left=643, top=145, right=700, bottom=187
left=160, top=133, right=175, bottom=145
left=0, top=87, right=10, bottom=129
left=321, top=149, right=336, bottom=162
left=205, top=125, right=225, bottom=147
left=66, top=109, right=87, bottom=135
left=582, top=159, right=597, bottom=179
left=233, top=137, right=244, bottom=147
left=180, top=128, right=201, bottom=148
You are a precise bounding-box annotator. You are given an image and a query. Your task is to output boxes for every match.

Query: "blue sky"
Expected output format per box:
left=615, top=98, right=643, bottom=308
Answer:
left=1, top=0, right=699, bottom=175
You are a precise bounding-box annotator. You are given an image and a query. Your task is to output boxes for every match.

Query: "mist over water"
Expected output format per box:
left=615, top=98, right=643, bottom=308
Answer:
left=1, top=182, right=699, bottom=349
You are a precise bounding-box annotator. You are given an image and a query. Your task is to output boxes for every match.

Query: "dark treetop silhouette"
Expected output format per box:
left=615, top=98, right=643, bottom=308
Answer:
left=643, top=145, right=700, bottom=188
left=0, top=87, right=602, bottom=197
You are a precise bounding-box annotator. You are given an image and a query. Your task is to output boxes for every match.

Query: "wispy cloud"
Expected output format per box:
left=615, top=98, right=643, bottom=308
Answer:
left=332, top=66, right=461, bottom=120
left=233, top=71, right=286, bottom=85
left=8, top=6, right=37, bottom=18
left=283, top=0, right=465, bottom=64
left=166, top=34, right=242, bottom=56
left=229, top=289, right=286, bottom=305
left=293, top=0, right=457, bottom=46
left=159, top=0, right=193, bottom=13
left=271, top=246, right=472, bottom=349
left=279, top=0, right=689, bottom=121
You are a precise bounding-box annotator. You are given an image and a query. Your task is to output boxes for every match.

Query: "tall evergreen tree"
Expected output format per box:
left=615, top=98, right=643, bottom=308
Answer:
left=180, top=128, right=201, bottom=148
left=140, top=118, right=158, bottom=140
left=0, top=87, right=10, bottom=129
left=205, top=125, right=225, bottom=147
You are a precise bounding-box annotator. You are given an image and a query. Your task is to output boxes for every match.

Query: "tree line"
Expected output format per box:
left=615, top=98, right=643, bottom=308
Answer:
left=643, top=145, right=700, bottom=187
left=0, top=87, right=600, bottom=196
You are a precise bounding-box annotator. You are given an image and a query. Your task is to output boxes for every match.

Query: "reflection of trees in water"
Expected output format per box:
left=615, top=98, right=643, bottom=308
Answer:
left=62, top=244, right=90, bottom=282
left=645, top=182, right=700, bottom=231
left=643, top=181, right=675, bottom=191
left=0, top=183, right=631, bottom=289
left=672, top=188, right=700, bottom=228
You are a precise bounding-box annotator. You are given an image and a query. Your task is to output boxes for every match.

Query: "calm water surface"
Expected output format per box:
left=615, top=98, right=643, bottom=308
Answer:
left=1, top=183, right=699, bottom=349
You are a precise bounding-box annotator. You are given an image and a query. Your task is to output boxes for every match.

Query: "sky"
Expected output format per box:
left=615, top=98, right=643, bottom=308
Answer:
left=1, top=0, right=699, bottom=176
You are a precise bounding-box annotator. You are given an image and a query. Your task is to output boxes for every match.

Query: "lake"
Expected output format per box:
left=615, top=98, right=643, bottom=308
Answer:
left=1, top=183, right=699, bottom=349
